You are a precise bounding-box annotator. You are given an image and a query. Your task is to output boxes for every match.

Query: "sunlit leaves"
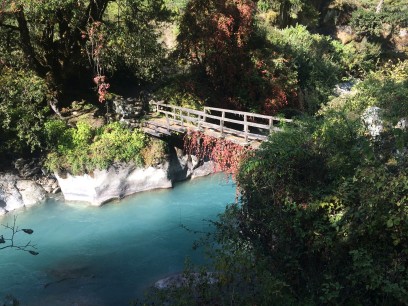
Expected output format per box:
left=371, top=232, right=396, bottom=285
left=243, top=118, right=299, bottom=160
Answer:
left=44, top=121, right=148, bottom=174
left=0, top=69, right=49, bottom=155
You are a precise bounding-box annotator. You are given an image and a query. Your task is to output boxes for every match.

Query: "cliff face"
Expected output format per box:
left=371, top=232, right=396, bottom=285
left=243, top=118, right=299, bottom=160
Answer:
left=56, top=164, right=172, bottom=206
left=55, top=151, right=215, bottom=206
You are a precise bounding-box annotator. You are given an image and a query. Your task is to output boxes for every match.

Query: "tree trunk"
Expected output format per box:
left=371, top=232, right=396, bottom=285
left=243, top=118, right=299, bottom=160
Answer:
left=278, top=0, right=291, bottom=28
left=376, top=0, right=384, bottom=13
left=15, top=7, right=47, bottom=77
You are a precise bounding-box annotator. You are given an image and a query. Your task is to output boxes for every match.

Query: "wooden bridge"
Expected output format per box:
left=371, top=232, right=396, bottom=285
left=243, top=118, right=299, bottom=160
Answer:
left=142, top=102, right=292, bottom=147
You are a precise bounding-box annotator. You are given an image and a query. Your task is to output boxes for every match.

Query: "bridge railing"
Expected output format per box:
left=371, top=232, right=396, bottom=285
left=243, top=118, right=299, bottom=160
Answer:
left=150, top=102, right=292, bottom=142
left=152, top=102, right=204, bottom=132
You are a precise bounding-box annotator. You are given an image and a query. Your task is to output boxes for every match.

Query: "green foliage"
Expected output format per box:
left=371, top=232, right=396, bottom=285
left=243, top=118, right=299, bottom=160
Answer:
left=350, top=5, right=408, bottom=40
left=339, top=39, right=382, bottom=75
left=323, top=60, right=408, bottom=120
left=0, top=68, right=49, bottom=157
left=0, top=0, right=170, bottom=101
left=153, top=77, right=206, bottom=110
left=350, top=9, right=384, bottom=38
left=163, top=0, right=188, bottom=13
left=102, top=0, right=170, bottom=83
left=177, top=61, right=408, bottom=304
left=256, top=0, right=320, bottom=28
left=44, top=121, right=148, bottom=174
left=266, top=25, right=348, bottom=113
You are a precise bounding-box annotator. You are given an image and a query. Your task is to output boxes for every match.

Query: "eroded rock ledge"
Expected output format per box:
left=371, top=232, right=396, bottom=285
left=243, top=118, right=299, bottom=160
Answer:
left=55, top=149, right=215, bottom=206
left=0, top=149, right=215, bottom=214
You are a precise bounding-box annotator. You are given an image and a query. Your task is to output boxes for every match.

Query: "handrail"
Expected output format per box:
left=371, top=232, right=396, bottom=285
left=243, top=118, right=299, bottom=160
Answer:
left=150, top=101, right=291, bottom=142
left=203, top=106, right=292, bottom=122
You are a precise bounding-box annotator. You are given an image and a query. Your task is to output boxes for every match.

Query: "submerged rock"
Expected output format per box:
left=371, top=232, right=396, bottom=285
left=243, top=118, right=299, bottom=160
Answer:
left=155, top=272, right=219, bottom=290
left=191, top=160, right=216, bottom=179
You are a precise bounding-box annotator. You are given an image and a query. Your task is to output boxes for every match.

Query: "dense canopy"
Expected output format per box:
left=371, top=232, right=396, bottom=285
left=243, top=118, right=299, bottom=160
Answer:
left=0, top=0, right=407, bottom=304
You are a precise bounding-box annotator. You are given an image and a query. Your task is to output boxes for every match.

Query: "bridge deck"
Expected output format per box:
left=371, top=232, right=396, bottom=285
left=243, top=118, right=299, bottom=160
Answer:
left=142, top=102, right=291, bottom=147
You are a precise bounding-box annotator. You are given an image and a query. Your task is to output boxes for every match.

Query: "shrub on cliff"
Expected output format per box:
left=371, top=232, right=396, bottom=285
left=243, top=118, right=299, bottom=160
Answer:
left=44, top=121, right=149, bottom=175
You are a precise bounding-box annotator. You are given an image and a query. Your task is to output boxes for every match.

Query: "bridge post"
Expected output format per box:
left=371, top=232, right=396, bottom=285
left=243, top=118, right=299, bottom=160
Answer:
left=198, top=115, right=202, bottom=130
left=220, top=111, right=225, bottom=136
left=202, top=108, right=207, bottom=130
left=166, top=113, right=170, bottom=133
left=244, top=114, right=248, bottom=142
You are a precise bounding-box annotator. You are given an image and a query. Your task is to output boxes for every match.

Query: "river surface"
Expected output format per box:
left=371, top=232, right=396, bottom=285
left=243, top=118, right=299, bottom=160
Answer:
left=0, top=174, right=236, bottom=305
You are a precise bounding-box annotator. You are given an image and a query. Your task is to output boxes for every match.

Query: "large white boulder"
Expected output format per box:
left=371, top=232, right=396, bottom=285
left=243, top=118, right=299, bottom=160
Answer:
left=55, top=148, right=216, bottom=206
left=55, top=163, right=172, bottom=206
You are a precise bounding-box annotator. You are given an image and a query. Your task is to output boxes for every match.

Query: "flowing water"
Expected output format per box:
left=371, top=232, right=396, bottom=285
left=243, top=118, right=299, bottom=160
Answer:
left=0, top=174, right=236, bottom=305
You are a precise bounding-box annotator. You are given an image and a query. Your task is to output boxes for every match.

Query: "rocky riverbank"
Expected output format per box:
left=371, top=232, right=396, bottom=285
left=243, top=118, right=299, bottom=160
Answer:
left=0, top=159, right=60, bottom=216
left=55, top=147, right=215, bottom=206
left=0, top=149, right=215, bottom=214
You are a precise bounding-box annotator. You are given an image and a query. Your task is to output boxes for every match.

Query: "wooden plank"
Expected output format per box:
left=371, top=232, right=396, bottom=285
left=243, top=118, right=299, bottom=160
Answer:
left=200, top=121, right=221, bottom=130
left=202, top=113, right=270, bottom=130
left=142, top=127, right=163, bottom=138
left=222, top=127, right=268, bottom=141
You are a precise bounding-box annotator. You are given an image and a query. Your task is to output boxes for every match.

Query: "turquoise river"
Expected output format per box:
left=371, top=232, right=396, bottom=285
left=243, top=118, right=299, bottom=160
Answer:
left=0, top=174, right=236, bottom=305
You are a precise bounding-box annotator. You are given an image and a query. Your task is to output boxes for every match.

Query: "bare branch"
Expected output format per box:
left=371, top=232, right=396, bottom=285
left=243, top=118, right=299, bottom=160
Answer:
left=0, top=215, right=39, bottom=255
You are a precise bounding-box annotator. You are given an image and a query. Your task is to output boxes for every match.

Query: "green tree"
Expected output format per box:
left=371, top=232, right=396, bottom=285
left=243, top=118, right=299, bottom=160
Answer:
left=0, top=0, right=169, bottom=98
left=0, top=68, right=49, bottom=157
left=176, top=0, right=300, bottom=113
left=157, top=60, right=408, bottom=305
left=230, top=60, right=408, bottom=304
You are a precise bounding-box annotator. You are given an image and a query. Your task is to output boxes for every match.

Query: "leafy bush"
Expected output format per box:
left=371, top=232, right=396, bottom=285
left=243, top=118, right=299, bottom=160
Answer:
left=181, top=62, right=408, bottom=304
left=266, top=25, right=349, bottom=114
left=45, top=121, right=148, bottom=174
left=0, top=68, right=49, bottom=157
left=153, top=77, right=206, bottom=110
left=323, top=60, right=408, bottom=120
left=339, top=39, right=382, bottom=75
left=350, top=9, right=384, bottom=39
left=140, top=138, right=168, bottom=167
left=350, top=6, right=408, bottom=41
